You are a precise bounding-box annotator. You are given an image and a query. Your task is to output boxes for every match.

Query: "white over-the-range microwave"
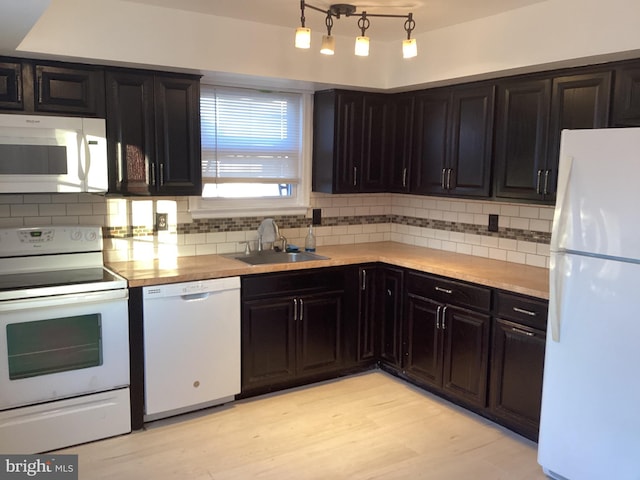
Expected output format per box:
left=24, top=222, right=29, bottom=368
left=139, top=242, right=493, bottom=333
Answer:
left=0, top=113, right=108, bottom=193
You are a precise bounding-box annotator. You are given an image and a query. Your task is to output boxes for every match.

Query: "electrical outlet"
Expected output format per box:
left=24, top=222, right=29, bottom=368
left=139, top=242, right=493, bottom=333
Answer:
left=156, top=212, right=168, bottom=231
left=312, top=208, right=322, bottom=225
left=488, top=214, right=499, bottom=232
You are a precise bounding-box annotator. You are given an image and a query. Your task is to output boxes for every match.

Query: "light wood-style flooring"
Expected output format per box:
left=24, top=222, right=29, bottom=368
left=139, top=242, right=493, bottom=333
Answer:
left=56, top=371, right=547, bottom=479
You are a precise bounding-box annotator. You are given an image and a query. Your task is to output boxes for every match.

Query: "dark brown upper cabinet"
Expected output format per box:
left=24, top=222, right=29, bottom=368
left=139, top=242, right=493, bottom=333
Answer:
left=612, top=61, right=640, bottom=126
left=106, top=69, right=201, bottom=196
left=494, top=78, right=552, bottom=201
left=495, top=70, right=611, bottom=203
left=312, top=90, right=388, bottom=193
left=411, top=84, right=495, bottom=197
left=0, top=59, right=24, bottom=110
left=387, top=94, right=414, bottom=193
left=0, top=57, right=105, bottom=116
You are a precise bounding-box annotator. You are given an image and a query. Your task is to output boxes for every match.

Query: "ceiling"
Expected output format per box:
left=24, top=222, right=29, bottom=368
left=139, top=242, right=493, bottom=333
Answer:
left=125, top=0, right=547, bottom=41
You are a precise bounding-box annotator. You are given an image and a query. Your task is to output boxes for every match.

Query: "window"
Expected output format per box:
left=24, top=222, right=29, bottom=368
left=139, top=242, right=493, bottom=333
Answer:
left=190, top=86, right=310, bottom=218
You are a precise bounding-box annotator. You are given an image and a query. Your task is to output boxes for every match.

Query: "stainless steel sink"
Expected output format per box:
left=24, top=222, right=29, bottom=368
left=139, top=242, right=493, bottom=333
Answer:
left=230, top=250, right=329, bottom=265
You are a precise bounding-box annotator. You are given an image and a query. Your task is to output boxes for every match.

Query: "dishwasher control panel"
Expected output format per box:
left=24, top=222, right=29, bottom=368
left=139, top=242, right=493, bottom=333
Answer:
left=143, top=277, right=240, bottom=299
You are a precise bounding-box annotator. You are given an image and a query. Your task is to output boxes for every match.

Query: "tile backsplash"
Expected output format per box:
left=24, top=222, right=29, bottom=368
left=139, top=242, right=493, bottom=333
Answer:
left=0, top=192, right=554, bottom=268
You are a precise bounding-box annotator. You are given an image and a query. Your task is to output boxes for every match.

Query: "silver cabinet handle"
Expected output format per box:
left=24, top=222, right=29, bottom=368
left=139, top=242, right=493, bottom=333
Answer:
left=299, top=298, right=304, bottom=321
left=16, top=72, right=22, bottom=102
left=293, top=298, right=298, bottom=321
left=447, top=168, right=452, bottom=190
left=402, top=167, right=407, bottom=188
left=536, top=169, right=542, bottom=195
left=436, top=305, right=442, bottom=329
left=37, top=73, right=43, bottom=103
left=513, top=306, right=537, bottom=316
left=150, top=162, right=156, bottom=186
left=353, top=166, right=357, bottom=187
left=441, top=168, right=446, bottom=189
left=387, top=288, right=392, bottom=296
left=160, top=163, right=165, bottom=186
left=441, top=305, right=448, bottom=330
left=435, top=286, right=452, bottom=295
left=511, top=327, right=534, bottom=337
left=543, top=169, right=550, bottom=195
left=361, top=269, right=367, bottom=291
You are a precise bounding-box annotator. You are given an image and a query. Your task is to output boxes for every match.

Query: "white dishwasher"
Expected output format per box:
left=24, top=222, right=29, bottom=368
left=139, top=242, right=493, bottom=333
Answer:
left=142, top=277, right=240, bottom=421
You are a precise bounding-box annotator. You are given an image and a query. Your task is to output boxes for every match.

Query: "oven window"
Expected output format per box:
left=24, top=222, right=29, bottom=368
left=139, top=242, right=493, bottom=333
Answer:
left=6, top=314, right=102, bottom=380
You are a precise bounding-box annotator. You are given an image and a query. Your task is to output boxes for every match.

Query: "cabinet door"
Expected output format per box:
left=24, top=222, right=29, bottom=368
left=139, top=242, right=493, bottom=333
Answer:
left=360, top=94, right=389, bottom=192
left=494, top=78, right=551, bottom=200
left=334, top=91, right=364, bottom=192
left=154, top=76, right=202, bottom=195
left=489, top=318, right=546, bottom=440
left=378, top=267, right=404, bottom=368
left=387, top=95, right=413, bottom=193
left=106, top=71, right=155, bottom=195
left=357, top=267, right=377, bottom=362
left=298, top=291, right=343, bottom=376
left=449, top=84, right=494, bottom=197
left=411, top=89, right=450, bottom=195
left=0, top=61, right=23, bottom=110
left=241, top=297, right=297, bottom=392
left=404, top=294, right=442, bottom=388
left=441, top=305, right=490, bottom=408
left=34, top=64, right=105, bottom=116
left=546, top=71, right=612, bottom=199
left=612, top=63, right=640, bottom=126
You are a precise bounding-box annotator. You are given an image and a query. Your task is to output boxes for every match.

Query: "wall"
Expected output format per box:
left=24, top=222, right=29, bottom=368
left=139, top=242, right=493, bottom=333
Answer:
left=0, top=193, right=552, bottom=269
left=14, top=0, right=640, bottom=90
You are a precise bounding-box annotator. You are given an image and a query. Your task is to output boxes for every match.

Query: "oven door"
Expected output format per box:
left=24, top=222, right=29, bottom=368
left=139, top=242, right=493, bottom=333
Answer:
left=0, top=288, right=129, bottom=410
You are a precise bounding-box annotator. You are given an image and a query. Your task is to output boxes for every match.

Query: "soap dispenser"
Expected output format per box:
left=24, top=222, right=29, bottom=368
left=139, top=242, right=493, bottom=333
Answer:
left=305, top=225, right=316, bottom=252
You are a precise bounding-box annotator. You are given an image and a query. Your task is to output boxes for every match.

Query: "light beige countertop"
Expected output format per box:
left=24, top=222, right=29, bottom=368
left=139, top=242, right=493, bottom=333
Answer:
left=107, top=241, right=549, bottom=299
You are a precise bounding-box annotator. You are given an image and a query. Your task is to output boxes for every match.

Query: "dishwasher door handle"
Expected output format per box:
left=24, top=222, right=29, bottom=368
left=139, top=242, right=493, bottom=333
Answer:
left=180, top=292, right=211, bottom=301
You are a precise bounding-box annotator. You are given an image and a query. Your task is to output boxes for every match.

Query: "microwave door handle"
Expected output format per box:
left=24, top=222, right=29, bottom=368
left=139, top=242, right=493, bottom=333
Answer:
left=80, top=131, right=90, bottom=190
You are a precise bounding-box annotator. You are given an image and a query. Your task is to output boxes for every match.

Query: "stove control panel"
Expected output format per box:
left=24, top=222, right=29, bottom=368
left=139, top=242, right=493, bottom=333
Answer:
left=0, top=226, right=103, bottom=256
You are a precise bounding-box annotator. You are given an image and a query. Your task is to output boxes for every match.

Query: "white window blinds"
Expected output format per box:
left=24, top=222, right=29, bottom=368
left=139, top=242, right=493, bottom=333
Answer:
left=200, top=86, right=302, bottom=184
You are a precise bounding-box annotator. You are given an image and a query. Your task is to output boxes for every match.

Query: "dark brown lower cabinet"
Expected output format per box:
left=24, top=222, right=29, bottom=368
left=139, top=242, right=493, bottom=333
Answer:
left=403, top=271, right=491, bottom=409
left=240, top=269, right=346, bottom=397
left=378, top=267, right=404, bottom=368
left=489, top=291, right=548, bottom=441
left=405, top=294, right=490, bottom=408
left=489, top=319, right=546, bottom=441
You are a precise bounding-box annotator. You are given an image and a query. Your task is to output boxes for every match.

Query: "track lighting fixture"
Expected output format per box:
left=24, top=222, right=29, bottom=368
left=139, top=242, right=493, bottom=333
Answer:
left=294, top=1, right=417, bottom=58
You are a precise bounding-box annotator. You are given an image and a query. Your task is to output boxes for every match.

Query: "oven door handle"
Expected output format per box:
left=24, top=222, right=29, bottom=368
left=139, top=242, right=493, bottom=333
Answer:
left=0, top=289, right=128, bottom=313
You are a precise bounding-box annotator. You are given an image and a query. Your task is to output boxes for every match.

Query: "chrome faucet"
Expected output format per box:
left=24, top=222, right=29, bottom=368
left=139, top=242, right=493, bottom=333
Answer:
left=272, top=221, right=287, bottom=252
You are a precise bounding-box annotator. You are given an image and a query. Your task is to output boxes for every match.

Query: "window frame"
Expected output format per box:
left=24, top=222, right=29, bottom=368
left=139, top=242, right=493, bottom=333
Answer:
left=189, top=87, right=313, bottom=219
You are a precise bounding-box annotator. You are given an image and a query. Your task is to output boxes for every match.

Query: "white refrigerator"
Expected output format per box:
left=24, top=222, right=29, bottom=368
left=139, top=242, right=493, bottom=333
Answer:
left=538, top=127, right=640, bottom=479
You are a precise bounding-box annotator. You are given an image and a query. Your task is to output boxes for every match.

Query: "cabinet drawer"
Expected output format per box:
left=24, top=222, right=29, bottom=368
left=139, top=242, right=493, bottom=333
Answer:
left=406, top=271, right=491, bottom=311
left=242, top=267, right=346, bottom=299
left=494, top=291, right=548, bottom=330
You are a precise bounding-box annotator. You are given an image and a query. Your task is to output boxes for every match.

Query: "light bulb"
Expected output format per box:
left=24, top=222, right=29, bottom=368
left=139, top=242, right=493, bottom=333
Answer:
left=403, top=38, right=417, bottom=58
left=295, top=27, right=311, bottom=49
left=320, top=35, right=335, bottom=55
left=354, top=36, right=369, bottom=56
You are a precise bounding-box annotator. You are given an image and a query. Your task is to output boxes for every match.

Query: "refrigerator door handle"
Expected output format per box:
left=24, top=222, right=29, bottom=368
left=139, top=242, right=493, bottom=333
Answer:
left=548, top=253, right=569, bottom=342
left=550, top=154, right=574, bottom=252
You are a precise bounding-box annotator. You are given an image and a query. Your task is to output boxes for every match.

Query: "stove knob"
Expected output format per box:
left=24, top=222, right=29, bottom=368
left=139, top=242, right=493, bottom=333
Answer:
left=70, top=230, right=83, bottom=241
left=85, top=231, right=97, bottom=242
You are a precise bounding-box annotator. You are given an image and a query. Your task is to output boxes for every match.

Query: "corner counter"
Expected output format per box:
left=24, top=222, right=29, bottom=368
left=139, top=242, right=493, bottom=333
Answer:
left=107, top=241, right=548, bottom=299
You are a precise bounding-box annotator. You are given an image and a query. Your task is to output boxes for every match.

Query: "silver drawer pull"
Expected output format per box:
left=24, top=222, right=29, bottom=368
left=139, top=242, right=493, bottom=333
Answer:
left=513, top=306, right=536, bottom=316
left=511, top=327, right=535, bottom=337
left=435, top=286, right=452, bottom=294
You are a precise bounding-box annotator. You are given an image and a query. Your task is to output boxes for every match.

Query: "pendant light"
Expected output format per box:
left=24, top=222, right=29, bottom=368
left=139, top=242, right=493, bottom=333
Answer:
left=293, top=2, right=417, bottom=59
left=320, top=12, right=335, bottom=55
left=354, top=12, right=370, bottom=57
